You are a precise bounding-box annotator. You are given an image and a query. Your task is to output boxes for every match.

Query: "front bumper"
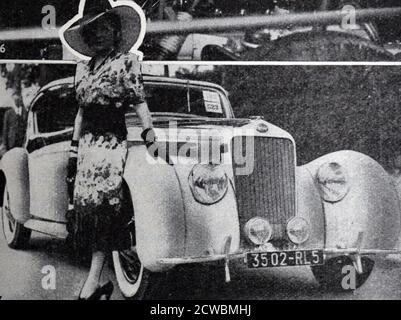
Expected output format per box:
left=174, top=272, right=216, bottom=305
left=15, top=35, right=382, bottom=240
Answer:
left=158, top=247, right=400, bottom=282
left=158, top=232, right=401, bottom=267
left=157, top=247, right=401, bottom=266
left=156, top=232, right=400, bottom=282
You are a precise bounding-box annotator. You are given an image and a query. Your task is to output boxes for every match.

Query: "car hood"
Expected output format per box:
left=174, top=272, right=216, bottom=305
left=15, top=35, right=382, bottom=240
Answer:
left=127, top=117, right=294, bottom=142
left=127, top=117, right=295, bottom=169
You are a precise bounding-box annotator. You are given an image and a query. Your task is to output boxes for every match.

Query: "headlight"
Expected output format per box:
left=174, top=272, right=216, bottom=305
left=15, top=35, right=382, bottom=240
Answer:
left=244, top=217, right=272, bottom=245
left=316, top=162, right=350, bottom=203
left=286, top=217, right=310, bottom=244
left=189, top=164, right=228, bottom=205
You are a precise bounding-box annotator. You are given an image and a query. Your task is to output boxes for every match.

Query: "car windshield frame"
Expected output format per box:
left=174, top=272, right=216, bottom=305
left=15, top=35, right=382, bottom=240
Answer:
left=126, top=81, right=233, bottom=120
left=30, top=84, right=77, bottom=135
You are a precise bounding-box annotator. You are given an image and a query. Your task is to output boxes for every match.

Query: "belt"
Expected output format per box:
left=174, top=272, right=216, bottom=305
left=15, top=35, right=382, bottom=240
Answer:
left=82, top=104, right=127, bottom=139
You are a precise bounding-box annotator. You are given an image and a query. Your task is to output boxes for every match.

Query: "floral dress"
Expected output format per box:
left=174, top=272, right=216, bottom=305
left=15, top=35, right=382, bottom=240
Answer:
left=71, top=51, right=145, bottom=252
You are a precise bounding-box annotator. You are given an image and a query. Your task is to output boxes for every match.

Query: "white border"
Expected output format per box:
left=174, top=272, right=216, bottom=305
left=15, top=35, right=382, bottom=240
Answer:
left=58, top=0, right=146, bottom=61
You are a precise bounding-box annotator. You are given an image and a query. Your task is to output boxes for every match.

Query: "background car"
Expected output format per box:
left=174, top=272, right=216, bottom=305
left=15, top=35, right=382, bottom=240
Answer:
left=1, top=75, right=400, bottom=299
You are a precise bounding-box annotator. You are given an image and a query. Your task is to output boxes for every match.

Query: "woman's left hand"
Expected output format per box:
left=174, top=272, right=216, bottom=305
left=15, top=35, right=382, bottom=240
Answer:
left=141, top=128, right=172, bottom=164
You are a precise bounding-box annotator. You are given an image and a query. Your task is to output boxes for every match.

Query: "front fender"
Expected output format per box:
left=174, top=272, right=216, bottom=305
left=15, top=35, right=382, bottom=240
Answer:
left=174, top=163, right=240, bottom=258
left=123, top=145, right=185, bottom=272
left=303, top=150, right=401, bottom=253
left=123, top=145, right=240, bottom=272
left=295, top=166, right=325, bottom=250
left=1, top=148, right=30, bottom=223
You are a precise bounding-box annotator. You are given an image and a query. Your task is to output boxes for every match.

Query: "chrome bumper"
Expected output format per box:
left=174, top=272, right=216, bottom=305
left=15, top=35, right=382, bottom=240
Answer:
left=157, top=247, right=401, bottom=283
left=157, top=232, right=400, bottom=282
left=157, top=248, right=401, bottom=266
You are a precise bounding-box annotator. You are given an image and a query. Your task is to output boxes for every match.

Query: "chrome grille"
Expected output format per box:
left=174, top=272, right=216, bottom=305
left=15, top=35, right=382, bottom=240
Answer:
left=231, top=136, right=296, bottom=240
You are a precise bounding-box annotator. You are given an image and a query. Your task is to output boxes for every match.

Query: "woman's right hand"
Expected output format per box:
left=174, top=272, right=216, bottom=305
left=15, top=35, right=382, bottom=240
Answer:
left=67, top=157, right=78, bottom=182
left=66, top=140, right=79, bottom=204
left=66, top=156, right=77, bottom=204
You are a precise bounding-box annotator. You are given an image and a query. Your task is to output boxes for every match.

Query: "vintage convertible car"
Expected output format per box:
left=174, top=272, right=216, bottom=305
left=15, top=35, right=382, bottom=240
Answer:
left=1, top=75, right=400, bottom=299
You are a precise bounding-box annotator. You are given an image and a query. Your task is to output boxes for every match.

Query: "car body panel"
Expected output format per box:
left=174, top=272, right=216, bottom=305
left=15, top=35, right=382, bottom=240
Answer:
left=173, top=163, right=240, bottom=258
left=303, top=150, right=401, bottom=253
left=123, top=144, right=186, bottom=272
left=178, top=33, right=232, bottom=60
left=295, top=166, right=325, bottom=250
left=1, top=148, right=30, bottom=223
left=28, top=140, right=69, bottom=222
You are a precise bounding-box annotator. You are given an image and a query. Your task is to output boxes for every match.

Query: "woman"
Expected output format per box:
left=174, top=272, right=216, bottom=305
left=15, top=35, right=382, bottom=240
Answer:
left=62, top=0, right=155, bottom=300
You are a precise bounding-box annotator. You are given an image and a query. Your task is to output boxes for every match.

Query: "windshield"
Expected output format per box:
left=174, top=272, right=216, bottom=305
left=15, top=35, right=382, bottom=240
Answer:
left=32, top=80, right=232, bottom=134
left=128, top=83, right=230, bottom=119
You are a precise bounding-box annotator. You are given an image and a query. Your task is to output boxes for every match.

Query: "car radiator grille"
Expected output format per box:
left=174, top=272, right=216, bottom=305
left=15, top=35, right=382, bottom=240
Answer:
left=231, top=136, right=296, bottom=241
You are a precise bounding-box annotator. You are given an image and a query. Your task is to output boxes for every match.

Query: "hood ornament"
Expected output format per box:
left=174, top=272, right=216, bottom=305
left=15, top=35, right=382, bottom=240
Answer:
left=256, top=122, right=269, bottom=133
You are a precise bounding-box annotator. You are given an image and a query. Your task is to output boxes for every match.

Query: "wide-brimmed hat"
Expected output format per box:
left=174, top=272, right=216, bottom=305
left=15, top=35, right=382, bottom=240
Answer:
left=61, top=0, right=143, bottom=58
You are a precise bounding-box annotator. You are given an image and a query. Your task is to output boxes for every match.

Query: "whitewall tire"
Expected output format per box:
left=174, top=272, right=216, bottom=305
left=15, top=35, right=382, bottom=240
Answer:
left=1, top=185, right=31, bottom=249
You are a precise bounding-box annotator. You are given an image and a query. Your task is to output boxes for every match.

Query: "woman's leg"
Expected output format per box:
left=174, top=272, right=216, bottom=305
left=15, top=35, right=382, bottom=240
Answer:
left=80, top=250, right=106, bottom=298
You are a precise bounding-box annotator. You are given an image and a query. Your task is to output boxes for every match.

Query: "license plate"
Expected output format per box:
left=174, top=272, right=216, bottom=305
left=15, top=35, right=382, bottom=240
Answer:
left=247, top=250, right=324, bottom=268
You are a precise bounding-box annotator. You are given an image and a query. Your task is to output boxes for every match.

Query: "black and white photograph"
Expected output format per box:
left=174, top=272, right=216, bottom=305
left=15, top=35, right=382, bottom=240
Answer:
left=1, top=60, right=401, bottom=301
left=1, top=0, right=401, bottom=312
left=0, top=0, right=401, bottom=61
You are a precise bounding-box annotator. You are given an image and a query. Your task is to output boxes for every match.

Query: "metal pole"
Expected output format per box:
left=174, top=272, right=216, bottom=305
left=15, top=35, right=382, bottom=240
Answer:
left=147, top=7, right=401, bottom=35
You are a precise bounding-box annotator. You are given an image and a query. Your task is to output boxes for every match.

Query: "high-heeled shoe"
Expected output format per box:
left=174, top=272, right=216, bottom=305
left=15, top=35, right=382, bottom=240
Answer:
left=77, top=281, right=114, bottom=300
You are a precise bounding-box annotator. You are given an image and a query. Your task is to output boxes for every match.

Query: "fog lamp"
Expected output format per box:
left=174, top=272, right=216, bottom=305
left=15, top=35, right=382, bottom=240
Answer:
left=244, top=217, right=272, bottom=245
left=286, top=217, right=310, bottom=244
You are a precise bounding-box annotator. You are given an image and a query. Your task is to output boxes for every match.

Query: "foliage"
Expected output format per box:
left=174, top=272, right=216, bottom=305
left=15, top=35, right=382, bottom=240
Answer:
left=3, top=64, right=40, bottom=94
left=223, top=65, right=401, bottom=169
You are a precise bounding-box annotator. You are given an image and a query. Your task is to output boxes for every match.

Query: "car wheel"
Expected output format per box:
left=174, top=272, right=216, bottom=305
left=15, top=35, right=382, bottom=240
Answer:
left=311, top=255, right=374, bottom=291
left=242, top=31, right=395, bottom=61
left=1, top=185, right=31, bottom=249
left=112, top=233, right=167, bottom=300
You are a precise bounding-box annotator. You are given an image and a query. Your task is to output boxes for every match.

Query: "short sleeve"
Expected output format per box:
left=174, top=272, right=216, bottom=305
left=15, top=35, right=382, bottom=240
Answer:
left=74, top=60, right=89, bottom=105
left=74, top=60, right=85, bottom=89
left=118, top=53, right=146, bottom=106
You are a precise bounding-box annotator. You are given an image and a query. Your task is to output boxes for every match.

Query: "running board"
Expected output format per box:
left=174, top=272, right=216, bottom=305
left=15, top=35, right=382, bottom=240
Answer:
left=24, top=219, right=68, bottom=239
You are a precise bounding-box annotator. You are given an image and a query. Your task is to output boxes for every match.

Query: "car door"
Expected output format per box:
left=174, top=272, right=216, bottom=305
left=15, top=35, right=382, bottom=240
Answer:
left=27, top=84, right=77, bottom=222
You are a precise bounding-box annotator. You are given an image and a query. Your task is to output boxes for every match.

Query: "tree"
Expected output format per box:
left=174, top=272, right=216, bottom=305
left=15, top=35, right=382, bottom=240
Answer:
left=223, top=64, right=401, bottom=169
